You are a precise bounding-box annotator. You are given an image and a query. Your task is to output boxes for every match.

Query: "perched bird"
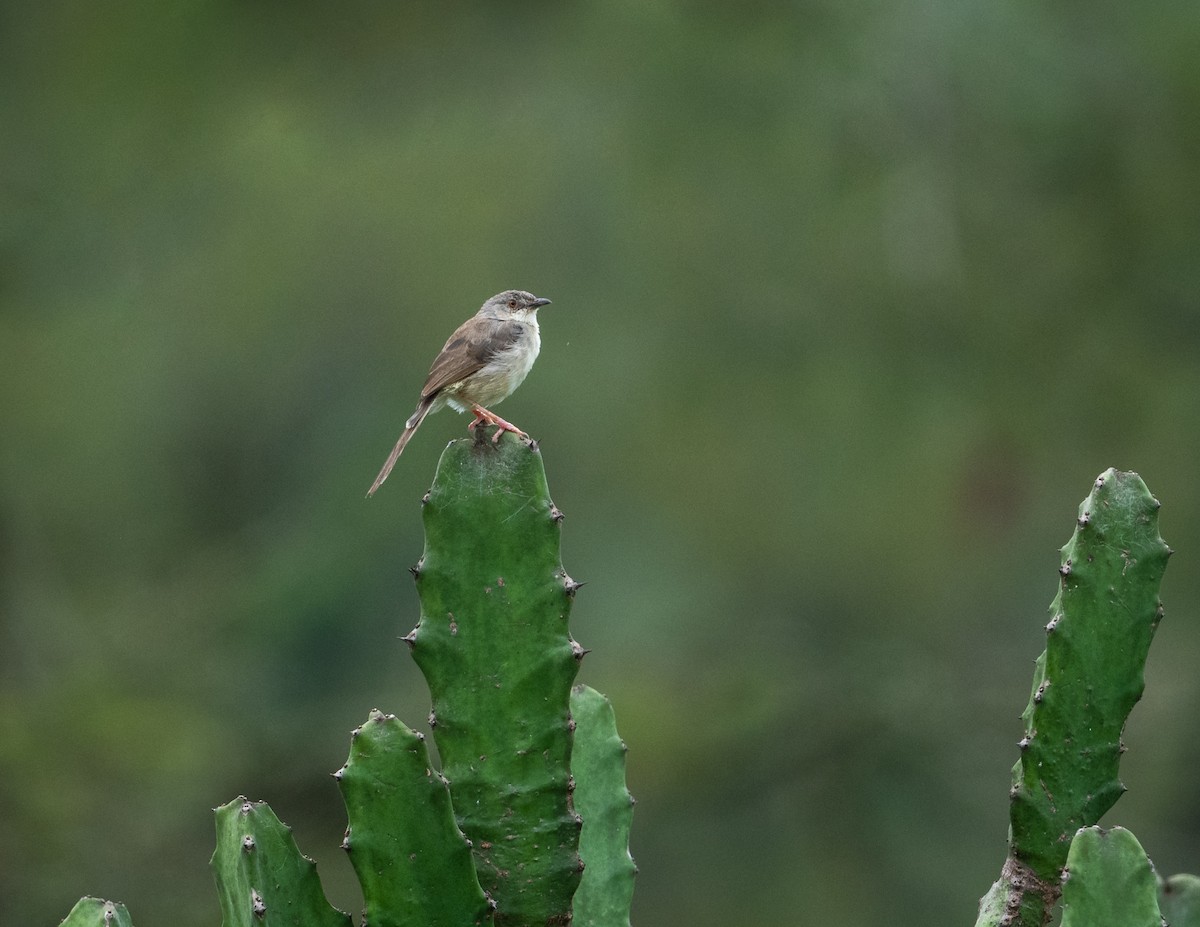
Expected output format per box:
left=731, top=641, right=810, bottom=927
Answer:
left=367, top=289, right=552, bottom=496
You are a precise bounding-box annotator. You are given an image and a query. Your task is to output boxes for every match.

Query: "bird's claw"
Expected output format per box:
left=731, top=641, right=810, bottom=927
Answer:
left=470, top=405, right=529, bottom=444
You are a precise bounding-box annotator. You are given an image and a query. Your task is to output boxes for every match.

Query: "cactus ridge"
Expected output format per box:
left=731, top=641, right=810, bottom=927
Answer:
left=410, top=434, right=583, bottom=923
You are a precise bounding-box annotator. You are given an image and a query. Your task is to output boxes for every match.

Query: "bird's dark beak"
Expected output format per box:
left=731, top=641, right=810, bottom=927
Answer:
left=532, top=297, right=552, bottom=308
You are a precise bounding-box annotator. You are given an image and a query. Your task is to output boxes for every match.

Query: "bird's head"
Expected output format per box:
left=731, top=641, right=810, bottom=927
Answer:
left=481, top=290, right=552, bottom=320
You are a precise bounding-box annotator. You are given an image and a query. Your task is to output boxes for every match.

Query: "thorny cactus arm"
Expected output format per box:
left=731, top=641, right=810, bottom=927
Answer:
left=408, top=433, right=584, bottom=924
left=335, top=709, right=493, bottom=926
left=975, top=469, right=1171, bottom=927
left=570, top=684, right=637, bottom=927
left=211, top=797, right=351, bottom=927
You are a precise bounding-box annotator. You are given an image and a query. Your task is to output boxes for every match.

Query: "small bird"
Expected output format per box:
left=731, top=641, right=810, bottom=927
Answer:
left=367, top=289, right=552, bottom=496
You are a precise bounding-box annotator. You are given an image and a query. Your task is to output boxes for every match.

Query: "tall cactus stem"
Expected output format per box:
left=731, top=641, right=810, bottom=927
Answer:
left=408, top=432, right=583, bottom=924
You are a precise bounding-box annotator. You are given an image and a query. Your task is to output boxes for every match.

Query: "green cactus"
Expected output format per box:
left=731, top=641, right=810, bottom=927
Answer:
left=211, top=797, right=351, bottom=927
left=1160, top=873, right=1200, bottom=926
left=1059, top=827, right=1161, bottom=927
left=407, top=432, right=584, bottom=923
left=55, top=432, right=634, bottom=927
left=975, top=469, right=1171, bottom=926
left=58, top=897, right=135, bottom=927
left=334, top=709, right=493, bottom=926
left=570, top=684, right=637, bottom=927
left=50, top=447, right=1200, bottom=927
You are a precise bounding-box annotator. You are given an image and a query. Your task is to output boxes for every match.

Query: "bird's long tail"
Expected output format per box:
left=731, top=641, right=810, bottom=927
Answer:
left=367, top=399, right=434, bottom=497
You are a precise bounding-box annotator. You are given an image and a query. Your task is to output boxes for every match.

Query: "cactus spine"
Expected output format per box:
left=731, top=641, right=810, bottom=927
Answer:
left=58, top=898, right=135, bottom=927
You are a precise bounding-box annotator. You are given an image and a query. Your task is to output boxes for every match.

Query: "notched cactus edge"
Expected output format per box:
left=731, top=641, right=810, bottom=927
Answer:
left=975, top=469, right=1173, bottom=927
left=407, top=433, right=586, bottom=924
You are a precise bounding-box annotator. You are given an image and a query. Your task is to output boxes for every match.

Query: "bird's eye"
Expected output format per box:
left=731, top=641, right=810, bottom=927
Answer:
left=507, top=299, right=518, bottom=309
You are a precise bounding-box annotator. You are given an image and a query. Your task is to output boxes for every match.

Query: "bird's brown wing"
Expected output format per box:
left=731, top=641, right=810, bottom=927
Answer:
left=420, top=317, right=524, bottom=399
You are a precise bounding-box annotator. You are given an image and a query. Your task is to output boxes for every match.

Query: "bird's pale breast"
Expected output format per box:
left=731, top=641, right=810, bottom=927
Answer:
left=444, top=316, right=540, bottom=411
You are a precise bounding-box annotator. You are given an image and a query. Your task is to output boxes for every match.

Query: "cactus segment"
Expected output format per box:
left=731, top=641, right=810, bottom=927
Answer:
left=410, top=434, right=583, bottom=923
left=211, top=796, right=351, bottom=927
left=569, top=685, right=637, bottom=927
left=58, top=898, right=135, bottom=927
left=1009, top=469, right=1170, bottom=881
left=1159, top=873, right=1200, bottom=926
left=334, top=709, right=493, bottom=926
left=1059, top=826, right=1161, bottom=927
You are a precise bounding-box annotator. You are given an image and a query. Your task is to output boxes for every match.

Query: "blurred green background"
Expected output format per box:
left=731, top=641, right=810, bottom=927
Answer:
left=2, top=2, right=1199, bottom=924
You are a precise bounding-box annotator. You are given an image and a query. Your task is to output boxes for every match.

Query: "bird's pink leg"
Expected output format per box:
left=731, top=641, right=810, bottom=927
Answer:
left=470, top=404, right=529, bottom=443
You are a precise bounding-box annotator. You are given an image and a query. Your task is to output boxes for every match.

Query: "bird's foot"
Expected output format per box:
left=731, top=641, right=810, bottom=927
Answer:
left=470, top=405, right=530, bottom=444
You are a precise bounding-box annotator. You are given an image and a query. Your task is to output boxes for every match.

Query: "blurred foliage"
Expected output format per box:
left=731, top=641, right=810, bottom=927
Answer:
left=2, top=2, right=1198, bottom=925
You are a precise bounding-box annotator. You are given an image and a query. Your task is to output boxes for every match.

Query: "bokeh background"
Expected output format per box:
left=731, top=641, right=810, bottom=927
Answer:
left=3, top=2, right=1199, bottom=924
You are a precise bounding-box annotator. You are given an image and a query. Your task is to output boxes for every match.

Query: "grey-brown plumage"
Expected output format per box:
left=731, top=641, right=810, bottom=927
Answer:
left=367, top=290, right=552, bottom=496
